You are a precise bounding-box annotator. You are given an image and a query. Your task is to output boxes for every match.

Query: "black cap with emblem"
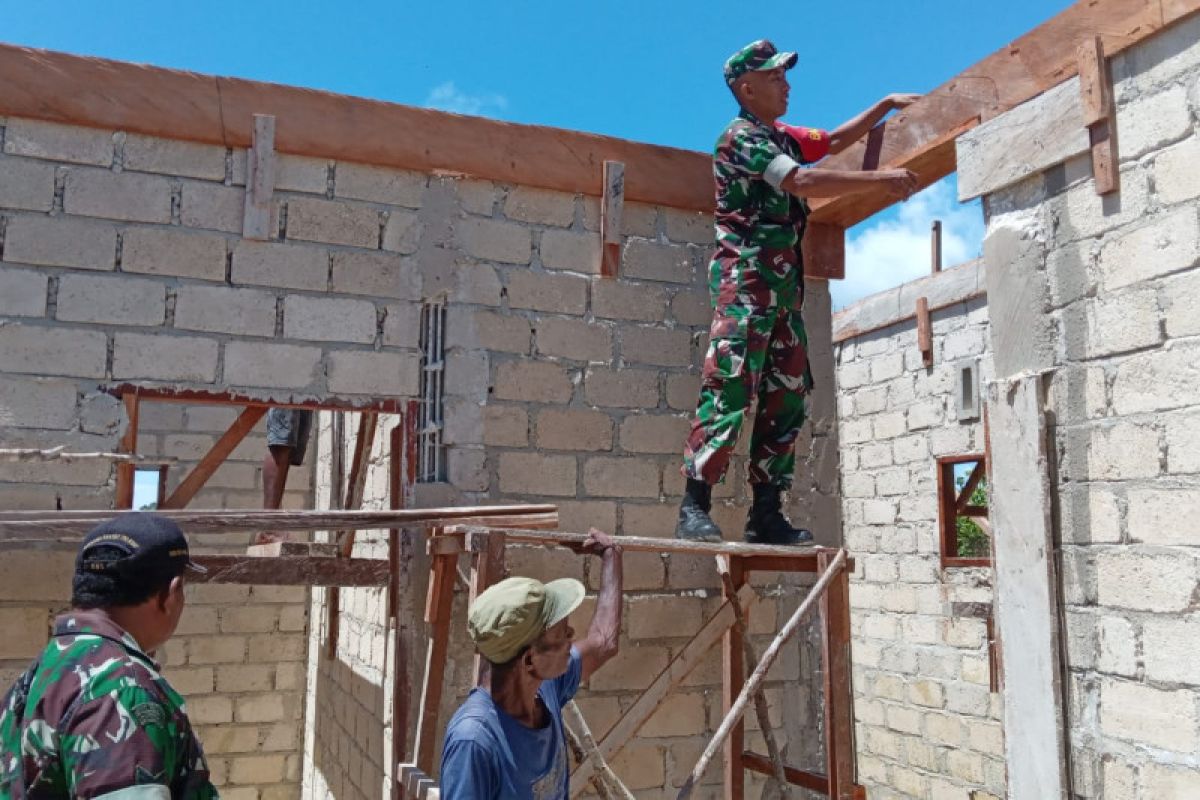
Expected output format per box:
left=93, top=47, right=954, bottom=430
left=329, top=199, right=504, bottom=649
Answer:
left=76, top=512, right=207, bottom=583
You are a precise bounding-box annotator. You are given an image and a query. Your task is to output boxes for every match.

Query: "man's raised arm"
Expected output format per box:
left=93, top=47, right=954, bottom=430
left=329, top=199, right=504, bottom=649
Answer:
left=828, top=93, right=922, bottom=155
left=571, top=528, right=623, bottom=682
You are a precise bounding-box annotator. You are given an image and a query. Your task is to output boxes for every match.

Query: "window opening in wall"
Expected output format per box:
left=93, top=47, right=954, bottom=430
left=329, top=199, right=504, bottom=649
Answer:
left=937, top=454, right=991, bottom=568
left=418, top=300, right=447, bottom=483
left=132, top=466, right=167, bottom=510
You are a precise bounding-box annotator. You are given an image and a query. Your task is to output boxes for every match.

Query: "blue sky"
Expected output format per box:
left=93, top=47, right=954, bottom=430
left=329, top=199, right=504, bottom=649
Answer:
left=3, top=0, right=1068, bottom=307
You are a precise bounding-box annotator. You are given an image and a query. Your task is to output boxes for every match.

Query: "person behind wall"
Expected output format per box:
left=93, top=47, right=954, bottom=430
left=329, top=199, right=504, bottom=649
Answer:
left=0, top=513, right=218, bottom=799
left=677, top=39, right=921, bottom=546
left=257, top=407, right=314, bottom=544
left=440, top=529, right=623, bottom=799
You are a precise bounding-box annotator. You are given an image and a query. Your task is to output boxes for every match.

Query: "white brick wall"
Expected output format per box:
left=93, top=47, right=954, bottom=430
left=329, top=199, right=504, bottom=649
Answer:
left=972, top=15, right=1200, bottom=797
left=834, top=272, right=1002, bottom=799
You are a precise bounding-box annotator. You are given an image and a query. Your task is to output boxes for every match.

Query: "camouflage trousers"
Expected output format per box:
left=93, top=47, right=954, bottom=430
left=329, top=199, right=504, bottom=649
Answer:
left=682, top=254, right=813, bottom=488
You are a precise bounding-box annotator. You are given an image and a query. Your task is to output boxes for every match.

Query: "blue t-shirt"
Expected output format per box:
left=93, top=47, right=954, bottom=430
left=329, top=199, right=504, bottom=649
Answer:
left=440, top=647, right=583, bottom=800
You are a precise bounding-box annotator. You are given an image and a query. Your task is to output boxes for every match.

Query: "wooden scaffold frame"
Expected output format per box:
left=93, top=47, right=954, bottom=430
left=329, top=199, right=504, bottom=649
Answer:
left=402, top=526, right=862, bottom=800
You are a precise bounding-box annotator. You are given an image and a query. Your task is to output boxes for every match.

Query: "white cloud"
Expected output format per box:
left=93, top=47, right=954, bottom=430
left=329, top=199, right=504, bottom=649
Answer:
left=833, top=176, right=984, bottom=310
left=424, top=81, right=509, bottom=116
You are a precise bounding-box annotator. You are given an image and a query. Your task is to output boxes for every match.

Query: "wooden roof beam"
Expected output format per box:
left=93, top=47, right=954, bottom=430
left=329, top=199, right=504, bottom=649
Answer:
left=810, top=0, right=1200, bottom=229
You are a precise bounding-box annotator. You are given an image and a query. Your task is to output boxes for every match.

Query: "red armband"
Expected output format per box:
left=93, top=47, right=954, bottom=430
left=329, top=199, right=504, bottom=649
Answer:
left=776, top=123, right=831, bottom=163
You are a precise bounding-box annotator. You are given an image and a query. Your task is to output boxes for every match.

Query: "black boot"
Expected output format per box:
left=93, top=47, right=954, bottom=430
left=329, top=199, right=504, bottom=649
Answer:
left=675, top=478, right=723, bottom=542
left=744, top=484, right=813, bottom=545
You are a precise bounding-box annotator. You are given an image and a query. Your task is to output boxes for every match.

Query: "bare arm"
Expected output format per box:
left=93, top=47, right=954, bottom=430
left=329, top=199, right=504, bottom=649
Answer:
left=782, top=166, right=917, bottom=200
left=828, top=93, right=921, bottom=155
left=573, top=528, right=623, bottom=682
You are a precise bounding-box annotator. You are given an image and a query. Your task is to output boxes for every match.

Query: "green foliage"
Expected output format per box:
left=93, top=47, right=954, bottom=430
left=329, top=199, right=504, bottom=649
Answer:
left=138, top=502, right=158, bottom=511
left=955, top=474, right=989, bottom=558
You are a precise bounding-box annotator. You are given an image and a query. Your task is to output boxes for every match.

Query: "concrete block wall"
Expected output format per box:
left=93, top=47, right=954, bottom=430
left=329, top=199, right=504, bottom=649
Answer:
left=972, top=16, right=1200, bottom=798
left=291, top=161, right=841, bottom=796
left=832, top=263, right=1005, bottom=800
left=303, top=412, right=400, bottom=800
left=0, top=107, right=841, bottom=797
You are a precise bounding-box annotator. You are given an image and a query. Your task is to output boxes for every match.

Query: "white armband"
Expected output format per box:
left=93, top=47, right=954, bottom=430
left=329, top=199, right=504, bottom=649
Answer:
left=764, top=154, right=801, bottom=190
left=93, top=785, right=172, bottom=800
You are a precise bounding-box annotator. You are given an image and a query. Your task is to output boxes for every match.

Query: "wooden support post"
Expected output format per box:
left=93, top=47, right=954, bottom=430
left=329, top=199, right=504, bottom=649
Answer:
left=916, top=296, right=933, bottom=368
left=388, top=423, right=407, bottom=800
left=677, top=550, right=847, bottom=800
left=722, top=556, right=746, bottom=800
left=243, top=113, right=277, bottom=239
left=599, top=160, right=625, bottom=278
left=801, top=222, right=845, bottom=280
left=467, top=530, right=506, bottom=684
left=716, top=556, right=790, bottom=799
left=328, top=412, right=378, bottom=659
left=114, top=391, right=140, bottom=509
left=415, top=529, right=461, bottom=775
left=819, top=550, right=855, bottom=800
left=1078, top=36, right=1119, bottom=195
left=931, top=220, right=942, bottom=272
left=161, top=406, right=267, bottom=509
left=570, top=584, right=758, bottom=796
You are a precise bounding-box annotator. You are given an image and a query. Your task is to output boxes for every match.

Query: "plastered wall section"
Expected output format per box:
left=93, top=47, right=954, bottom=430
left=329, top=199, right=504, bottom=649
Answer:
left=294, top=173, right=841, bottom=795
left=976, top=15, right=1200, bottom=798
left=832, top=264, right=1005, bottom=800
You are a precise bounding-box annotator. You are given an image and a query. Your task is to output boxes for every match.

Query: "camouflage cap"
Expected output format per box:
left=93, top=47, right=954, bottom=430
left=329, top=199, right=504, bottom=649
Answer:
left=467, top=576, right=585, bottom=664
left=724, top=39, right=798, bottom=86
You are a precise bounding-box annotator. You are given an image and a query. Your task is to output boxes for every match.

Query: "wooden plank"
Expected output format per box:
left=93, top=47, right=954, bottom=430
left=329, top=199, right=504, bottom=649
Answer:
left=1079, top=35, right=1120, bottom=196
left=738, top=553, right=856, bottom=573
left=0, top=505, right=558, bottom=537
left=801, top=223, right=845, bottom=281
left=245, top=541, right=338, bottom=557
left=242, top=113, right=276, bottom=239
left=468, top=531, right=506, bottom=684
left=190, top=555, right=388, bottom=586
left=916, top=297, right=933, bottom=368
left=987, top=374, right=1069, bottom=799
left=160, top=406, right=267, bottom=509
left=723, top=557, right=746, bottom=800
left=115, top=392, right=139, bottom=510
left=742, top=753, right=827, bottom=794
left=101, top=383, right=406, bottom=414
left=2, top=1, right=1197, bottom=220
left=1077, top=36, right=1112, bottom=126
left=415, top=545, right=458, bottom=775
left=445, top=527, right=822, bottom=560
left=819, top=551, right=855, bottom=800
left=813, top=0, right=1200, bottom=224
left=600, top=160, right=625, bottom=278
left=570, top=584, right=758, bottom=796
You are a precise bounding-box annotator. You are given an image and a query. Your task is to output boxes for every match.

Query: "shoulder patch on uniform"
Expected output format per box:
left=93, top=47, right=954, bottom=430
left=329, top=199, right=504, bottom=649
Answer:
left=131, top=702, right=167, bottom=727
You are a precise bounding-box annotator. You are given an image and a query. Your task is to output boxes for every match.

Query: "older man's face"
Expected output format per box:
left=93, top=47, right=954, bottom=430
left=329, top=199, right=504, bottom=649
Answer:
left=529, top=618, right=574, bottom=680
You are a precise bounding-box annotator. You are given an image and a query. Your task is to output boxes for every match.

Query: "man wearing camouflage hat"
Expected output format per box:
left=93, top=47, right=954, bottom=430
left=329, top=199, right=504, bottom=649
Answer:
left=441, top=529, right=622, bottom=799
left=677, top=40, right=920, bottom=545
left=0, top=513, right=217, bottom=799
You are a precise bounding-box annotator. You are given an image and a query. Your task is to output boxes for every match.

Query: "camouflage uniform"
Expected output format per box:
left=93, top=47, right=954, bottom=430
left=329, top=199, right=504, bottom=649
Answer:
left=0, top=610, right=216, bottom=799
left=682, top=107, right=824, bottom=489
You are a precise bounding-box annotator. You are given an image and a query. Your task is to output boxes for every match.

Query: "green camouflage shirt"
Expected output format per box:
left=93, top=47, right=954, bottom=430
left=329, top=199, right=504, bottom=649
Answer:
left=0, top=611, right=216, bottom=800
left=713, top=110, right=814, bottom=270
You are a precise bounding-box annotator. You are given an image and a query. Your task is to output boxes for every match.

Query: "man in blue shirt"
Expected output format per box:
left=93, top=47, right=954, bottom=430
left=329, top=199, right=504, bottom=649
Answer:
left=441, top=529, right=623, bottom=799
